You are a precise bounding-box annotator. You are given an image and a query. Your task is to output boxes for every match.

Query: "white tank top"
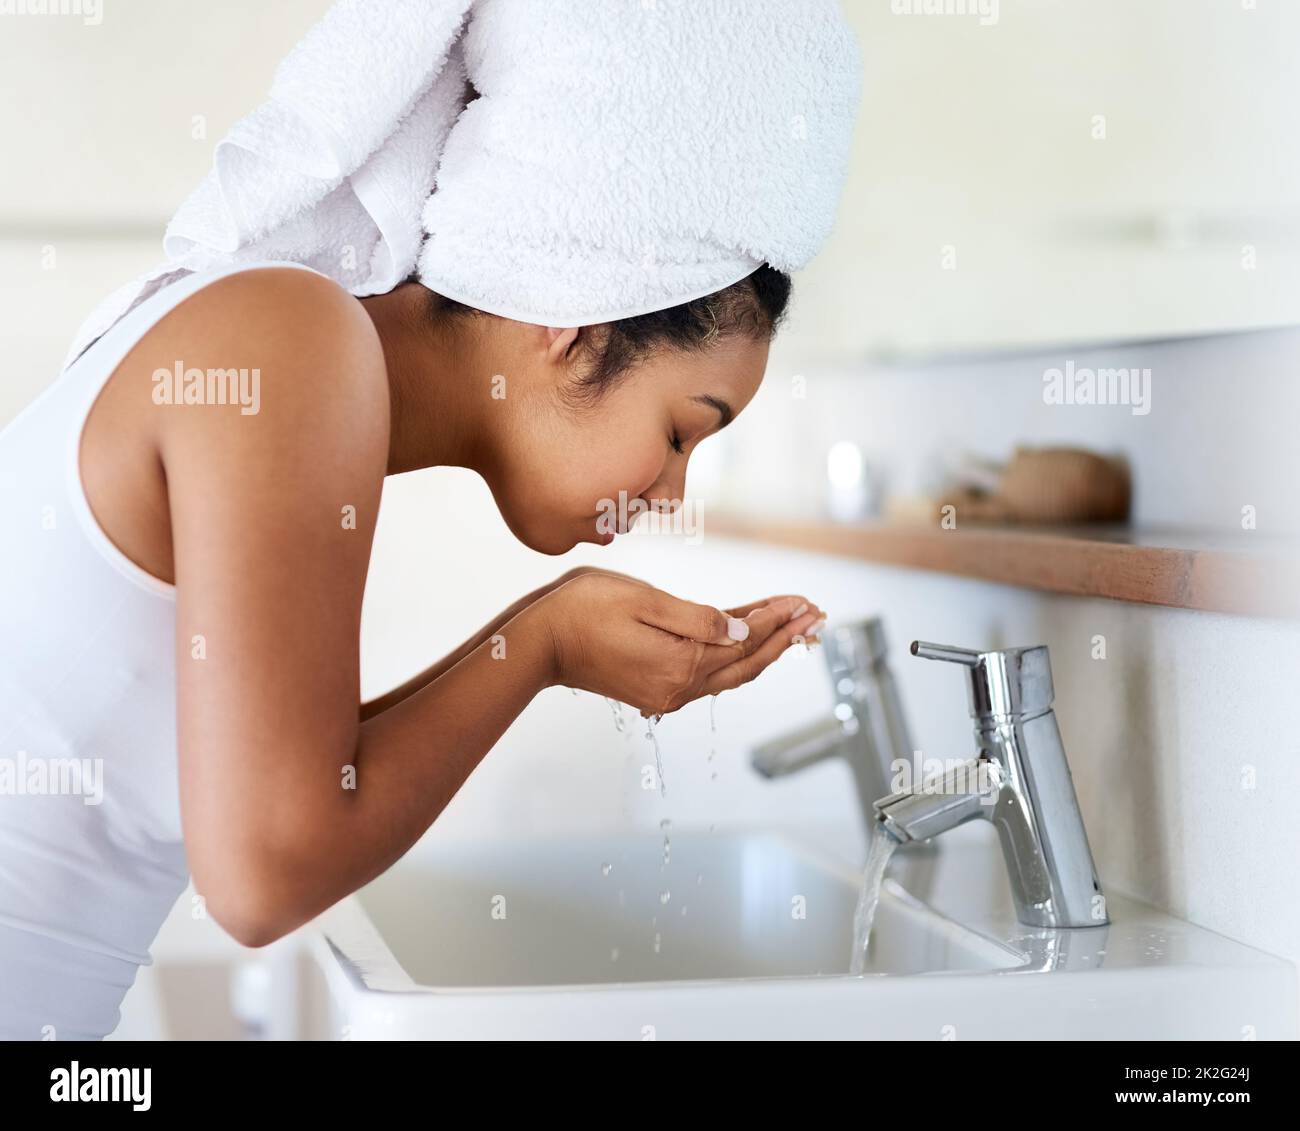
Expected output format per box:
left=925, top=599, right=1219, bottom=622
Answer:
left=0, top=260, right=320, bottom=1039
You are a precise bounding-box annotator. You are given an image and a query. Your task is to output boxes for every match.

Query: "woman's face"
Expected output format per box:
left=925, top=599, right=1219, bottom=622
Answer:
left=485, top=326, right=769, bottom=555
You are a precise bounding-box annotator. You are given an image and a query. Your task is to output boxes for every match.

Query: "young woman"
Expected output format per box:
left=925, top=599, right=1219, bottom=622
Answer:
left=0, top=257, right=825, bottom=1039
left=1, top=0, right=857, bottom=1040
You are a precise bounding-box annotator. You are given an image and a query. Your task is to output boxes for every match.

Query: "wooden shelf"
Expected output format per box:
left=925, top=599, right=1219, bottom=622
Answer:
left=709, top=513, right=1299, bottom=618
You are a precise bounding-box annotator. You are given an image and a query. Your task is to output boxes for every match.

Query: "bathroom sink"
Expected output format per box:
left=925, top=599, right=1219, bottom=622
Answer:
left=310, top=825, right=1298, bottom=1040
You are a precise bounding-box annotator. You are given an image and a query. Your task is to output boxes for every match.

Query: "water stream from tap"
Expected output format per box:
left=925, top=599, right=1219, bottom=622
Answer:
left=849, top=821, right=899, bottom=975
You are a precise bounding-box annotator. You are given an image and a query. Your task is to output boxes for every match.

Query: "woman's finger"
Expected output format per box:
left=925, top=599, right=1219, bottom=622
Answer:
left=724, top=594, right=819, bottom=621
left=700, top=610, right=824, bottom=694
left=639, top=589, right=767, bottom=645
left=682, top=596, right=814, bottom=677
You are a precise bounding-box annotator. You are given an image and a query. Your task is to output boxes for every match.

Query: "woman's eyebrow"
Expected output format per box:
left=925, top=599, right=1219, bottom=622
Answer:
left=691, top=394, right=733, bottom=430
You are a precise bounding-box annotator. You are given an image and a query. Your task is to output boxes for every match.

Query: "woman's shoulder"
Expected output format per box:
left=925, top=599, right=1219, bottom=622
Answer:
left=128, top=264, right=390, bottom=470
left=171, top=265, right=379, bottom=356
left=137, top=265, right=386, bottom=402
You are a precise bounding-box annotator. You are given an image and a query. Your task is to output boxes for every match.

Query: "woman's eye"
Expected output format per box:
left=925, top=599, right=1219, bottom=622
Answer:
left=670, top=432, right=685, bottom=455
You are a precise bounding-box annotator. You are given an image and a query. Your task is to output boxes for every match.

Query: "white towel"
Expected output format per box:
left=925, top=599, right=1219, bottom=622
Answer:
left=64, top=0, right=860, bottom=368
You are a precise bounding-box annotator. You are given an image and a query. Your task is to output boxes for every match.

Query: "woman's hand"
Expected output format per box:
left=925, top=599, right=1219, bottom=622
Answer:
left=524, top=572, right=825, bottom=717
left=722, top=594, right=828, bottom=646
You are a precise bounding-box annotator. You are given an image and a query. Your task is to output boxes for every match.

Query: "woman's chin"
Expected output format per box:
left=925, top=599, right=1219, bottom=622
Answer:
left=504, top=510, right=615, bottom=554
left=517, top=524, right=596, bottom=556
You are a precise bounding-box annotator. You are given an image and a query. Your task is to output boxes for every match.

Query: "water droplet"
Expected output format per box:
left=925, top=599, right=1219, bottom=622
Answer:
left=653, top=932, right=662, bottom=954
left=659, top=818, right=672, bottom=831
left=600, top=862, right=613, bottom=877
left=696, top=871, right=704, bottom=885
left=709, top=694, right=718, bottom=733
left=606, top=697, right=626, bottom=733
left=659, top=890, right=671, bottom=905
left=680, top=905, right=688, bottom=916
left=645, top=717, right=666, bottom=797
left=610, top=947, right=620, bottom=962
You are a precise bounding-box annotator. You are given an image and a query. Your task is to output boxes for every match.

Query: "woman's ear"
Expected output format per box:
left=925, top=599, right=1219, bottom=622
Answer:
left=545, top=325, right=581, bottom=364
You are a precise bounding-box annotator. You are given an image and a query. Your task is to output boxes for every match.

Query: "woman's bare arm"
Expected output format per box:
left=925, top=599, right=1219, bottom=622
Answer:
left=153, top=269, right=559, bottom=946
left=358, top=567, right=620, bottom=721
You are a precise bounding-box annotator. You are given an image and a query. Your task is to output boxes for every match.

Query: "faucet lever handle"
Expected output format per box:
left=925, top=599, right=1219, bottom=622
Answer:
left=910, top=641, right=980, bottom=666
left=912, top=639, right=1055, bottom=719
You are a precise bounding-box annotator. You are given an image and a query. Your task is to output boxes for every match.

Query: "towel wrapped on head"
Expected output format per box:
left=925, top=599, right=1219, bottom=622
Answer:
left=64, top=0, right=860, bottom=369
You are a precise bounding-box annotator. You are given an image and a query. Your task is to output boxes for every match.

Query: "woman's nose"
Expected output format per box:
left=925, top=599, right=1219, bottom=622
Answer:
left=645, top=469, right=687, bottom=513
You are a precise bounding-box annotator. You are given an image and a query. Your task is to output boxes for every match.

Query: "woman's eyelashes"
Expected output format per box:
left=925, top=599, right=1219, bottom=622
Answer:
left=669, top=430, right=685, bottom=455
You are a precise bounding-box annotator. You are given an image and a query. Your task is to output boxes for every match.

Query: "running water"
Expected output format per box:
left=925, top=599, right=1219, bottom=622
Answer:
left=849, top=822, right=900, bottom=975
left=645, top=714, right=666, bottom=796
left=708, top=694, right=718, bottom=781
left=606, top=697, right=628, bottom=735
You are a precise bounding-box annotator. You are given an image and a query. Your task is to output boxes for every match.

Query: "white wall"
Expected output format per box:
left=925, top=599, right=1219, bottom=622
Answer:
left=797, top=0, right=1300, bottom=361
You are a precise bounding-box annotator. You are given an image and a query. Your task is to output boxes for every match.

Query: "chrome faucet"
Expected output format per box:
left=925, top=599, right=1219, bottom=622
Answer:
left=751, top=618, right=912, bottom=829
left=874, top=640, right=1109, bottom=929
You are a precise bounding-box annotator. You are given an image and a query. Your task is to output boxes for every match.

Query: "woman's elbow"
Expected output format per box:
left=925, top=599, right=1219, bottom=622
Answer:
left=192, top=860, right=299, bottom=949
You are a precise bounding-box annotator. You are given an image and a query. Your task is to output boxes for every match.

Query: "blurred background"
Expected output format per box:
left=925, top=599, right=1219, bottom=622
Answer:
left=3, top=0, right=1299, bottom=1038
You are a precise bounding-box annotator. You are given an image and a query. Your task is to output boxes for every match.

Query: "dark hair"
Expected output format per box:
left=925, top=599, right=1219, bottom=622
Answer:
left=427, top=264, right=792, bottom=396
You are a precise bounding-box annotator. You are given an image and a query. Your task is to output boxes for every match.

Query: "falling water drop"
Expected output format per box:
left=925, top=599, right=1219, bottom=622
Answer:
left=653, top=932, right=662, bottom=954
left=645, top=716, right=666, bottom=797
left=660, top=890, right=671, bottom=905
left=600, top=863, right=613, bottom=877
left=606, top=697, right=627, bottom=734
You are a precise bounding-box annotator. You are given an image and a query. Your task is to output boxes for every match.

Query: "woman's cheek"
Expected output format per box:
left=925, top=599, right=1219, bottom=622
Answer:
left=583, top=440, right=663, bottom=508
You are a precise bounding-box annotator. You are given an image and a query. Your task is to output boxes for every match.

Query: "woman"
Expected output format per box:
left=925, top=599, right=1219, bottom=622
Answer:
left=0, top=0, right=857, bottom=1039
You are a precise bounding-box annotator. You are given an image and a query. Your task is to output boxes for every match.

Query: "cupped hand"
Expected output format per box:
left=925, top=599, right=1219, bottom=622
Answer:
left=527, top=572, right=825, bottom=717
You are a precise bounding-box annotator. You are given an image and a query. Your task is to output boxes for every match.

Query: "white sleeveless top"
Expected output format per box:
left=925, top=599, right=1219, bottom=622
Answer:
left=0, top=260, right=319, bottom=1039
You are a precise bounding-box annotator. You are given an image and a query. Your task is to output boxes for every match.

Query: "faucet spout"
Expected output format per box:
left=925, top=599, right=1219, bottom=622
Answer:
left=874, top=757, right=1003, bottom=843
left=752, top=716, right=855, bottom=779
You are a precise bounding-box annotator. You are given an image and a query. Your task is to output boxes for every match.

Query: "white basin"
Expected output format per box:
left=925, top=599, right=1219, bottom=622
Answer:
left=310, top=824, right=1298, bottom=1040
